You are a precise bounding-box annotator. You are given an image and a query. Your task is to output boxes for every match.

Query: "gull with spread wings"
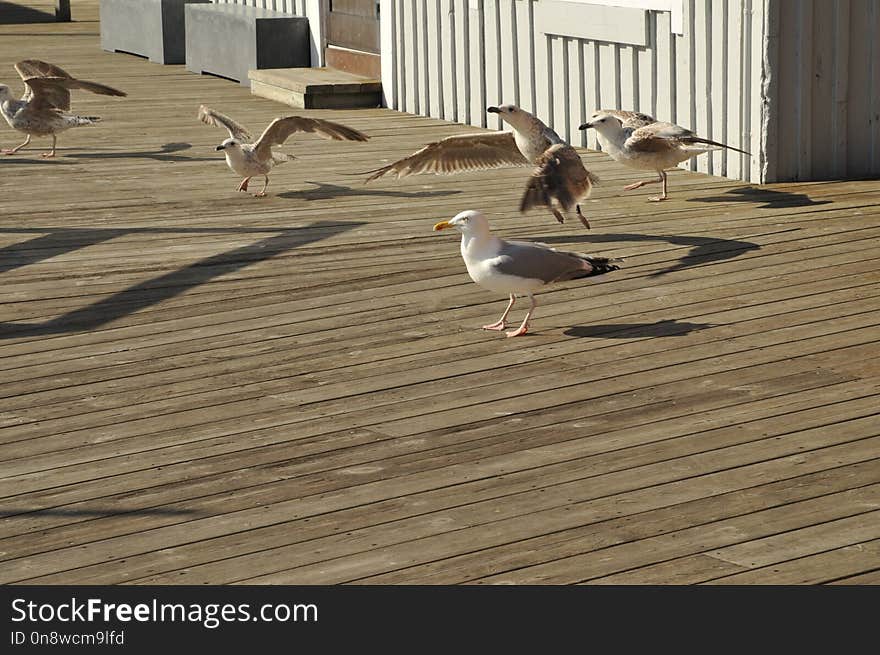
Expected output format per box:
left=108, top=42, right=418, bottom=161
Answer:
left=362, top=104, right=598, bottom=229
left=580, top=109, right=750, bottom=201
left=0, top=59, right=126, bottom=158
left=199, top=105, right=369, bottom=197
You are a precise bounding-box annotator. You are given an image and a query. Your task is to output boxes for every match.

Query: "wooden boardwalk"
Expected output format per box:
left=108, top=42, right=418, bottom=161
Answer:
left=1, top=3, right=879, bottom=585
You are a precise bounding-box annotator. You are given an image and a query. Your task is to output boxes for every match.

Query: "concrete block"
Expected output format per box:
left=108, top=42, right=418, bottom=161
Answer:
left=185, top=4, right=310, bottom=86
left=100, top=0, right=209, bottom=65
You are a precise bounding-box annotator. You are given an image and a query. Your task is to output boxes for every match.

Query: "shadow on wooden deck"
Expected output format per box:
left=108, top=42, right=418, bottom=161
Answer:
left=0, top=221, right=363, bottom=337
left=688, top=186, right=834, bottom=209
left=0, top=1, right=57, bottom=23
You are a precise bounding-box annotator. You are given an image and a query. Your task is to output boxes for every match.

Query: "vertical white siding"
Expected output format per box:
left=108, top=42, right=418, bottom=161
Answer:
left=212, top=0, right=309, bottom=14
left=770, top=0, right=880, bottom=181
left=381, top=0, right=763, bottom=182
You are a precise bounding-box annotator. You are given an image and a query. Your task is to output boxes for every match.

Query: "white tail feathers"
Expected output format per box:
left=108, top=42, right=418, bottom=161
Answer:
left=70, top=115, right=101, bottom=126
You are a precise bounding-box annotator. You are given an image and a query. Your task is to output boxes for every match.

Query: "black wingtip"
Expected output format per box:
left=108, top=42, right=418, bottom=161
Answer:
left=586, top=257, right=622, bottom=277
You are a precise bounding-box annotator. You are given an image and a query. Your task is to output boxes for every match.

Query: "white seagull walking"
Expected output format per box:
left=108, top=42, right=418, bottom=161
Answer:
left=580, top=109, right=750, bottom=201
left=433, top=210, right=620, bottom=337
left=199, top=105, right=369, bottom=197
left=0, top=59, right=126, bottom=158
left=364, top=104, right=597, bottom=228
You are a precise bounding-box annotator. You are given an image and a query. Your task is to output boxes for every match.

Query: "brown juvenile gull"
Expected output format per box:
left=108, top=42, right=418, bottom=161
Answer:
left=520, top=143, right=600, bottom=228
left=433, top=210, right=620, bottom=337
left=0, top=59, right=126, bottom=158
left=579, top=110, right=750, bottom=201
left=199, top=105, right=369, bottom=197
left=363, top=104, right=597, bottom=228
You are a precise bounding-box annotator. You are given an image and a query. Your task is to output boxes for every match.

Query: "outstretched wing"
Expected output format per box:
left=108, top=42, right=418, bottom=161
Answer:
left=253, top=116, right=369, bottom=159
left=198, top=105, right=253, bottom=140
left=15, top=59, right=73, bottom=84
left=362, top=131, right=529, bottom=183
left=16, top=60, right=125, bottom=109
left=22, top=76, right=126, bottom=111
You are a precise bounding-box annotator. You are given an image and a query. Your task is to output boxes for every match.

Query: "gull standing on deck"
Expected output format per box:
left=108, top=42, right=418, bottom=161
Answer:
left=0, top=59, right=126, bottom=158
left=363, top=104, right=598, bottom=228
left=433, top=210, right=620, bottom=337
left=580, top=110, right=750, bottom=201
left=199, top=105, right=369, bottom=197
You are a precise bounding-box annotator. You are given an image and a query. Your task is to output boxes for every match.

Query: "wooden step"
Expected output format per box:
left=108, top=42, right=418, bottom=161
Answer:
left=325, top=45, right=381, bottom=79
left=248, top=67, right=382, bottom=109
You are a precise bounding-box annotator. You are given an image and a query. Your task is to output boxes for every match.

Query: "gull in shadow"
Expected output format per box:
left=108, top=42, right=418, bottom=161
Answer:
left=71, top=142, right=218, bottom=163
left=280, top=180, right=461, bottom=201
left=530, top=232, right=763, bottom=277
left=0, top=220, right=363, bottom=338
left=688, top=186, right=832, bottom=209
left=565, top=319, right=716, bottom=339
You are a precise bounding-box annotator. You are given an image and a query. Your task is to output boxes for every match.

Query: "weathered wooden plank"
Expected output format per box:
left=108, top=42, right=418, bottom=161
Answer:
left=705, top=539, right=880, bottom=585
left=362, top=460, right=880, bottom=585
left=827, top=569, right=880, bottom=585
left=465, top=476, right=880, bottom=585
left=4, top=264, right=879, bottom=437
left=3, top=368, right=863, bottom=544
left=7, top=276, right=876, bottom=462
left=9, top=414, right=880, bottom=583
left=242, top=446, right=880, bottom=583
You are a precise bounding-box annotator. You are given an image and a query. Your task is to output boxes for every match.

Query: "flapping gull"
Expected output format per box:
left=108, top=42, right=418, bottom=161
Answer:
left=363, top=104, right=597, bottom=228
left=521, top=143, right=600, bottom=228
left=433, top=210, right=620, bottom=337
left=0, top=59, right=126, bottom=158
left=199, top=105, right=369, bottom=197
left=579, top=110, right=750, bottom=201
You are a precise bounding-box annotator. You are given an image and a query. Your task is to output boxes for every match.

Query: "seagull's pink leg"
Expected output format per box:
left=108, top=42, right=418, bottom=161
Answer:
left=482, top=294, right=516, bottom=331
left=506, top=295, right=537, bottom=338
left=575, top=205, right=591, bottom=229
left=623, top=173, right=663, bottom=191
left=254, top=175, right=269, bottom=197
left=648, top=171, right=669, bottom=202
left=39, top=135, right=57, bottom=158
left=2, top=134, right=31, bottom=155
left=238, top=177, right=251, bottom=192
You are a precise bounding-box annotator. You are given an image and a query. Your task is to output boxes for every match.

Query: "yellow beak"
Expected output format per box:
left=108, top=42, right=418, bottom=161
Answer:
left=433, top=220, right=452, bottom=231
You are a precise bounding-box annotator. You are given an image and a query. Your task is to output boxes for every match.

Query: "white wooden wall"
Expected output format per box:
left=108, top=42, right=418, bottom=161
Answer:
left=212, top=0, right=308, bottom=14
left=767, top=0, right=880, bottom=182
left=380, top=0, right=765, bottom=182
